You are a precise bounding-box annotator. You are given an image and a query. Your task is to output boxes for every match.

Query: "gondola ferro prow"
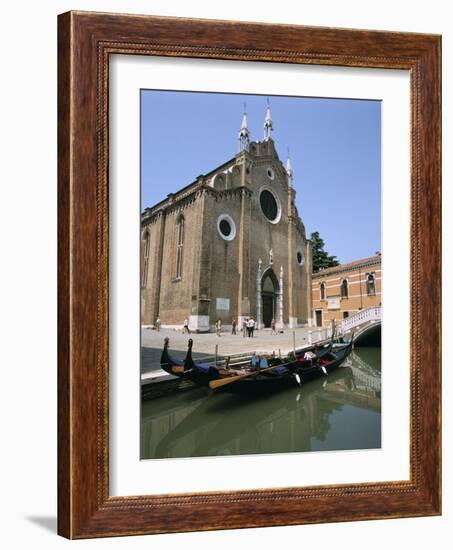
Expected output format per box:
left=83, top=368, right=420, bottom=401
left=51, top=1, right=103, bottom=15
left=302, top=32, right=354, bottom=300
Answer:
left=172, top=338, right=195, bottom=374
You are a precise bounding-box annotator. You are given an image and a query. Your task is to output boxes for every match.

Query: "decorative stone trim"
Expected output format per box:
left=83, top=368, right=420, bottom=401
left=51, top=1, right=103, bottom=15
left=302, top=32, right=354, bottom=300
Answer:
left=313, top=258, right=382, bottom=278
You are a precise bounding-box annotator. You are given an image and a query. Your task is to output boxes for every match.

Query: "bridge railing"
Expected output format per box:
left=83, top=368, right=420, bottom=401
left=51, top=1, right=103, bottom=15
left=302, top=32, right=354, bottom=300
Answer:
left=308, top=327, right=332, bottom=344
left=340, top=307, right=381, bottom=334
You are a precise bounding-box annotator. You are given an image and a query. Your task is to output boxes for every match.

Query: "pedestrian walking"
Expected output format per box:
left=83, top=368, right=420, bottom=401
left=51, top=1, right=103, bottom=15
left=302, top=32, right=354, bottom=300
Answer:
left=182, top=318, right=190, bottom=334
left=232, top=318, right=237, bottom=335
left=215, top=319, right=222, bottom=337
left=242, top=318, right=248, bottom=337
left=156, top=317, right=161, bottom=332
left=247, top=317, right=255, bottom=337
left=250, top=317, right=255, bottom=337
left=271, top=318, right=276, bottom=335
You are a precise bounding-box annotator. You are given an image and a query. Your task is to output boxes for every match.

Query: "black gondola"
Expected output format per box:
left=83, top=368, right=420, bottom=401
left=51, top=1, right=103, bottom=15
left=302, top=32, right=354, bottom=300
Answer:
left=160, top=336, right=352, bottom=394
left=209, top=339, right=353, bottom=394
left=160, top=337, right=280, bottom=387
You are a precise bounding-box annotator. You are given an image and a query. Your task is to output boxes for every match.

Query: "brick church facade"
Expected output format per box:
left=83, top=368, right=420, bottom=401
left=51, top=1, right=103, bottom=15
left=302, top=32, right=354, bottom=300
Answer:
left=140, top=106, right=313, bottom=332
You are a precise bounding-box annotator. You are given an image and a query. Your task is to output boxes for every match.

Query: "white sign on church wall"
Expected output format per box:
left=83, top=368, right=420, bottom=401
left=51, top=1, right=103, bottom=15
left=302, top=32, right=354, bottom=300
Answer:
left=216, top=298, right=230, bottom=311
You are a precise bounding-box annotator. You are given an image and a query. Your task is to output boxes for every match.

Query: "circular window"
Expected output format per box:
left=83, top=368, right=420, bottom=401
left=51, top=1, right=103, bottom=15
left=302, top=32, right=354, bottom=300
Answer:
left=217, top=214, right=236, bottom=241
left=259, top=188, right=281, bottom=223
left=296, top=249, right=305, bottom=266
left=219, top=219, right=231, bottom=237
left=267, top=167, right=275, bottom=180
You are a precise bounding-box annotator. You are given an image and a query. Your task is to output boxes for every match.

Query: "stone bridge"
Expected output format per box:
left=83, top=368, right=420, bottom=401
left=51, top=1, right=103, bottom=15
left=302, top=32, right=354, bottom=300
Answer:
left=340, top=307, right=381, bottom=347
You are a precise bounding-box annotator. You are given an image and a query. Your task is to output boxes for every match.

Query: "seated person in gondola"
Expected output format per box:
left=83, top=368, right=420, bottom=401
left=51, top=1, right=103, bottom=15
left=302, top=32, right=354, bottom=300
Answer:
left=250, top=354, right=269, bottom=372
left=250, top=354, right=259, bottom=370
left=250, top=354, right=259, bottom=371
left=302, top=350, right=317, bottom=366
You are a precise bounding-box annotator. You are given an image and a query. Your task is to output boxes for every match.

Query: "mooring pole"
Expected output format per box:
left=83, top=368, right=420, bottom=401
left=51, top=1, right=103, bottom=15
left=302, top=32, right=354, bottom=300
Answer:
left=215, top=344, right=218, bottom=366
left=293, top=330, right=296, bottom=357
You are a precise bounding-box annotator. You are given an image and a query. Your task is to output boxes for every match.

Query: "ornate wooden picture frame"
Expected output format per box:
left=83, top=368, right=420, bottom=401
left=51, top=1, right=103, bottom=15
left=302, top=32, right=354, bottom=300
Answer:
left=58, top=11, right=441, bottom=538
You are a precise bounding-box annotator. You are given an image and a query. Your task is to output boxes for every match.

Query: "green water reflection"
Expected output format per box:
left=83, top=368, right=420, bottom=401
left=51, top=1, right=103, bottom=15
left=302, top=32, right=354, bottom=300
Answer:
left=141, top=348, right=381, bottom=459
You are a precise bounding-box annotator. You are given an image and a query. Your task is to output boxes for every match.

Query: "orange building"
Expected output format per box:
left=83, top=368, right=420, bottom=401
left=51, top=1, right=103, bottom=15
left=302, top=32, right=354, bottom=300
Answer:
left=311, top=254, right=381, bottom=327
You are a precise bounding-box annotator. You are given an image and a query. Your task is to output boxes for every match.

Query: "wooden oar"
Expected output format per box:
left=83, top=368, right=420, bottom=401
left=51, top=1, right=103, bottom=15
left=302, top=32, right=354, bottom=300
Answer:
left=209, top=362, right=284, bottom=390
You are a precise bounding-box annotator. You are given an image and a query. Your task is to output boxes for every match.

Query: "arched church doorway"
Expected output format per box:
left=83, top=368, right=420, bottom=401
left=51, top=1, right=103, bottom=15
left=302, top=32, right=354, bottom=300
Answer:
left=261, top=269, right=279, bottom=328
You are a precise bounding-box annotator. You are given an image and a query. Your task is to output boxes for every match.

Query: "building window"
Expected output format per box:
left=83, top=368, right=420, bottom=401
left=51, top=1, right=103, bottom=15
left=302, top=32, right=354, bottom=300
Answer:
left=259, top=187, right=281, bottom=224
left=343, top=311, right=349, bottom=319
left=217, top=213, right=236, bottom=241
left=341, top=279, right=349, bottom=298
left=220, top=219, right=231, bottom=236
left=141, top=231, right=150, bottom=287
left=296, top=248, right=305, bottom=266
left=367, top=273, right=376, bottom=296
left=175, top=215, right=184, bottom=279
left=320, top=282, right=326, bottom=300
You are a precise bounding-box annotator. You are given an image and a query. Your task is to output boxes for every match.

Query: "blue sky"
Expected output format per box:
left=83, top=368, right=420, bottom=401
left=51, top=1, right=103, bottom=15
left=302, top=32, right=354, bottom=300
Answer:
left=141, top=90, right=381, bottom=264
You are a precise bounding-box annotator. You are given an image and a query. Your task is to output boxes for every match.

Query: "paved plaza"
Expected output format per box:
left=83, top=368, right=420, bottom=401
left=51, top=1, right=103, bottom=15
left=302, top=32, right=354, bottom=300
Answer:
left=141, top=326, right=318, bottom=375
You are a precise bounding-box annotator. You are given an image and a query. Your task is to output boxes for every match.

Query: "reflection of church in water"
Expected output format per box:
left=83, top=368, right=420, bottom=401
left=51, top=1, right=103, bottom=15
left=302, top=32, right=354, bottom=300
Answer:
left=141, top=358, right=382, bottom=459
left=141, top=105, right=312, bottom=332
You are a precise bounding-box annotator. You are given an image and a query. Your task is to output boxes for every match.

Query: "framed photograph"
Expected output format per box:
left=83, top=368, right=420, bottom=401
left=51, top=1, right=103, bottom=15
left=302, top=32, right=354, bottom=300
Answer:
left=58, top=11, right=441, bottom=538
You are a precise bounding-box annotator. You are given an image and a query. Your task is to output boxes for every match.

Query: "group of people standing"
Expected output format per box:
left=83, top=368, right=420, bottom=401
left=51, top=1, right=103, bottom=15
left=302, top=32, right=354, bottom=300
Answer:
left=242, top=317, right=256, bottom=338
left=215, top=317, right=257, bottom=337
left=155, top=316, right=278, bottom=336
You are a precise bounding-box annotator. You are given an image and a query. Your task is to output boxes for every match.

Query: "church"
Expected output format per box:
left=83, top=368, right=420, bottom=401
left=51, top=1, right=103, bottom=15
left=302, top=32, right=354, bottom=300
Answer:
left=141, top=105, right=313, bottom=332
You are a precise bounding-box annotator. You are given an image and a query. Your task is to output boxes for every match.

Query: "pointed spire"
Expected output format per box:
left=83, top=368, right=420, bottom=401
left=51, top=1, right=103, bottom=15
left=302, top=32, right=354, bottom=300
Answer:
left=264, top=98, right=274, bottom=140
left=238, top=103, right=250, bottom=152
left=240, top=112, right=248, bottom=130
left=286, top=149, right=294, bottom=187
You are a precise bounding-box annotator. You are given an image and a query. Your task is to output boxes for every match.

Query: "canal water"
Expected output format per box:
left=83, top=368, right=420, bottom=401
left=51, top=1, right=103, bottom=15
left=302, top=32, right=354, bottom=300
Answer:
left=141, top=348, right=381, bottom=459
